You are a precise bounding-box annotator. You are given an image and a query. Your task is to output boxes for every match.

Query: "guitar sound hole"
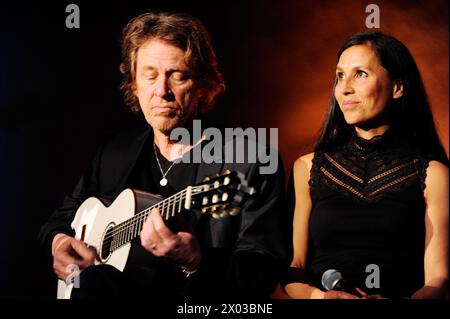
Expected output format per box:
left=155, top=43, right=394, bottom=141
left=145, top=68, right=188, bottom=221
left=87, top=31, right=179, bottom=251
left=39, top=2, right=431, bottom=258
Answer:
left=100, top=226, right=114, bottom=261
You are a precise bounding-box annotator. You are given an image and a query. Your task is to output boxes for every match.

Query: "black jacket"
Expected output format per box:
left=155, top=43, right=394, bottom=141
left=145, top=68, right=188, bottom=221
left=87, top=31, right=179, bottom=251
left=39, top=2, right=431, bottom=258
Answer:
left=38, top=123, right=289, bottom=300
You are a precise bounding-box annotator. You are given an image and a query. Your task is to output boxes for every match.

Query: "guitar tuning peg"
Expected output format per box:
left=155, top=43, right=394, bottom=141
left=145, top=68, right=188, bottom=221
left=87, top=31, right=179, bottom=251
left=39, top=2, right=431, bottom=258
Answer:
left=203, top=176, right=210, bottom=182
left=224, top=169, right=231, bottom=175
left=229, top=207, right=241, bottom=216
left=221, top=192, right=228, bottom=202
left=219, top=211, right=229, bottom=219
left=239, top=185, right=256, bottom=195
left=212, top=212, right=220, bottom=219
left=223, top=177, right=230, bottom=186
left=212, top=194, right=219, bottom=204
left=233, top=194, right=243, bottom=203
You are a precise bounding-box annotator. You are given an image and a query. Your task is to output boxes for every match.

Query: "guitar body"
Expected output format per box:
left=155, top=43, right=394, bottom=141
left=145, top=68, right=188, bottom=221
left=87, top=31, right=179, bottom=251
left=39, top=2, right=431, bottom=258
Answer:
left=56, top=189, right=162, bottom=299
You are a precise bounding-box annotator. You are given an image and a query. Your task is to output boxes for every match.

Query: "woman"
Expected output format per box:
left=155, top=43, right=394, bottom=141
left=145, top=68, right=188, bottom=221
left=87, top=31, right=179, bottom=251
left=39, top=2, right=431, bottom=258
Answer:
left=284, top=32, right=448, bottom=299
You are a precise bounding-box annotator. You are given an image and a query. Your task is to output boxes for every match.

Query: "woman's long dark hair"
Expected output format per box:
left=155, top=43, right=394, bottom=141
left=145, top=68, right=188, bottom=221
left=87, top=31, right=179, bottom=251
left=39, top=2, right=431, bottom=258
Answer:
left=315, top=32, right=448, bottom=165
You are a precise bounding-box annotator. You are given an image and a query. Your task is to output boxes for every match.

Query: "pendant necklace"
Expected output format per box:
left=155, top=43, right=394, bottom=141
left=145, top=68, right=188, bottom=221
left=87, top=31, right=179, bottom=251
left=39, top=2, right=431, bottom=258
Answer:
left=153, top=143, right=182, bottom=186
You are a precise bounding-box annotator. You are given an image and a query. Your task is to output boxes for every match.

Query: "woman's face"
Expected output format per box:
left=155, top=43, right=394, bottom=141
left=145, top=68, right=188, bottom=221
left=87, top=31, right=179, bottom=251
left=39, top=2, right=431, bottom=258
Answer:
left=334, top=44, right=403, bottom=127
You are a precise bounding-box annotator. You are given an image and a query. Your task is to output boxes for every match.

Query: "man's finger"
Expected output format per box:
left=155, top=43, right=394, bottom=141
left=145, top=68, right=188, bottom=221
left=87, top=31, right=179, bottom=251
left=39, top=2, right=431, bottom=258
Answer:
left=70, top=239, right=96, bottom=262
left=150, top=208, right=176, bottom=241
left=56, top=250, right=77, bottom=268
left=141, top=209, right=162, bottom=248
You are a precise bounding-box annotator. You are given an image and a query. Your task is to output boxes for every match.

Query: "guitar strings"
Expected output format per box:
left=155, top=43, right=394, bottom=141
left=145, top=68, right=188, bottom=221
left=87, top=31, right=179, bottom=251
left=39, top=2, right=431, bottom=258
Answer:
left=96, top=183, right=220, bottom=250
left=85, top=187, right=188, bottom=249
left=84, top=182, right=223, bottom=250
left=104, top=189, right=188, bottom=249
left=105, top=186, right=197, bottom=242
left=108, top=189, right=186, bottom=239
left=108, top=180, right=229, bottom=241
left=104, top=182, right=224, bottom=246
left=102, top=190, right=187, bottom=250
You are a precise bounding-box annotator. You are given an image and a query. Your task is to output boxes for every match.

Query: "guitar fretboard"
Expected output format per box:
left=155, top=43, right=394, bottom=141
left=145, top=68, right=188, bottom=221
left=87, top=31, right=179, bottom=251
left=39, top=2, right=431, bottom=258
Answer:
left=103, top=188, right=190, bottom=253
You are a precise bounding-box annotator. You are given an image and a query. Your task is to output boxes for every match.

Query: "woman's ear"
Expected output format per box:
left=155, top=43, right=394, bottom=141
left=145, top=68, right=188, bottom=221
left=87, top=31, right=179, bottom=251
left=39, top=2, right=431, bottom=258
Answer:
left=393, top=79, right=404, bottom=99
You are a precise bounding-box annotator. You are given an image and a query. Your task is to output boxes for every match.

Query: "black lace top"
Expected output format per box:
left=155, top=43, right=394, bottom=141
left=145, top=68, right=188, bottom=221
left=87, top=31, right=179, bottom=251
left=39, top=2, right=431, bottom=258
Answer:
left=307, top=130, right=429, bottom=298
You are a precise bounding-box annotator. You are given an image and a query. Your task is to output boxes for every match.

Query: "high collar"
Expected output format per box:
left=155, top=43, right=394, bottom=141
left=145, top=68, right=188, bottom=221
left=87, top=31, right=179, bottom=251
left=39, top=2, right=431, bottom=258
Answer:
left=348, top=129, right=395, bottom=157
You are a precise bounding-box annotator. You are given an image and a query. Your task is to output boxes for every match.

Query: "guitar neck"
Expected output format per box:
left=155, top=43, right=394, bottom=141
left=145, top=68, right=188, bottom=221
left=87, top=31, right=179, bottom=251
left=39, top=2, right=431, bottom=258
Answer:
left=107, top=187, right=193, bottom=252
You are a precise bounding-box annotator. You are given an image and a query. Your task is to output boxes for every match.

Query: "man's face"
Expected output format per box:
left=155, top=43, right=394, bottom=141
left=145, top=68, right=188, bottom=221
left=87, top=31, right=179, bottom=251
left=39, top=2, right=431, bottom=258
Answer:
left=134, top=39, right=202, bottom=134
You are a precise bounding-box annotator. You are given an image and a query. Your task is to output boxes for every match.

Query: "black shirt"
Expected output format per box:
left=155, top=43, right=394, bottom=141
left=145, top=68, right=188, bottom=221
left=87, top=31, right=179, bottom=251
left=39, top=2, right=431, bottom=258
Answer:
left=130, top=139, right=199, bottom=198
left=123, top=138, right=203, bottom=299
left=38, top=124, right=288, bottom=300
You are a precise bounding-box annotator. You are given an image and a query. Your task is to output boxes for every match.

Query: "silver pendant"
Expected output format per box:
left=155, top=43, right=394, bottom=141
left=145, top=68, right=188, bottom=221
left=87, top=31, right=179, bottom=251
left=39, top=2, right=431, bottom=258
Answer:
left=160, top=178, right=168, bottom=186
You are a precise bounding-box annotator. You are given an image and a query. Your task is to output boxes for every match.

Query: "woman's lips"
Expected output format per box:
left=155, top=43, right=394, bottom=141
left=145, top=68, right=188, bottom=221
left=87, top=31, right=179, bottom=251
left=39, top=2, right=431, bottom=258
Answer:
left=342, top=100, right=360, bottom=109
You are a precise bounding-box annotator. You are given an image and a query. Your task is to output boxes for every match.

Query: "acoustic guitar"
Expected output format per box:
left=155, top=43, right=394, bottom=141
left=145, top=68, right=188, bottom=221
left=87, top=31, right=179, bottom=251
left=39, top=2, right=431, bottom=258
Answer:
left=56, top=170, right=255, bottom=299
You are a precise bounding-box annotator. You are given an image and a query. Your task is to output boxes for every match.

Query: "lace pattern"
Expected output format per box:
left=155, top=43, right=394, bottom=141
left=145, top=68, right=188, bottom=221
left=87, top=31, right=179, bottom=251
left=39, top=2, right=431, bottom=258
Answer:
left=309, top=132, right=430, bottom=203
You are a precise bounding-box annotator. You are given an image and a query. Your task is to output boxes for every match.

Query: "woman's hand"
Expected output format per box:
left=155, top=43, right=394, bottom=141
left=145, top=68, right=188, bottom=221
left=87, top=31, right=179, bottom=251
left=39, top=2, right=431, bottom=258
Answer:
left=323, top=289, right=361, bottom=299
left=355, top=288, right=386, bottom=299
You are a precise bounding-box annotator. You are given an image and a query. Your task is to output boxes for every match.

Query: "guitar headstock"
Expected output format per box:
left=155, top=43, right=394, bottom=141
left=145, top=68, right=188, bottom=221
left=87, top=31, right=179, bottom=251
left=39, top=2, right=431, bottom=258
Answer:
left=190, top=170, right=256, bottom=219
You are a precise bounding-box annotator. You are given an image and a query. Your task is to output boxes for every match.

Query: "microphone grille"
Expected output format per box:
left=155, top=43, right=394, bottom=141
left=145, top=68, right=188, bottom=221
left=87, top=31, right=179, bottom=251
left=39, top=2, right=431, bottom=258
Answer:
left=321, top=269, right=343, bottom=291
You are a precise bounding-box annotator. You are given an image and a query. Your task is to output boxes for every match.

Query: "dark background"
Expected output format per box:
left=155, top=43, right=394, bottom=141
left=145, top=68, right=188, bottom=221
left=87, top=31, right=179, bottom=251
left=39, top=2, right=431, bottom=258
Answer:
left=0, top=0, right=447, bottom=299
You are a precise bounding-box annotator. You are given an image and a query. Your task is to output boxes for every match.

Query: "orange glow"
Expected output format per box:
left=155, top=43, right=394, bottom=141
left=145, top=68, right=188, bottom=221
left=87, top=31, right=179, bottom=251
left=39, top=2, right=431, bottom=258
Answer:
left=263, top=0, right=449, bottom=173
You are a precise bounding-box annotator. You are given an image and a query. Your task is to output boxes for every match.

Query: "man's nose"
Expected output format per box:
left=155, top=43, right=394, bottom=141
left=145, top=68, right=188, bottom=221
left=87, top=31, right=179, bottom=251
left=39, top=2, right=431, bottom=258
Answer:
left=154, top=77, right=172, bottom=98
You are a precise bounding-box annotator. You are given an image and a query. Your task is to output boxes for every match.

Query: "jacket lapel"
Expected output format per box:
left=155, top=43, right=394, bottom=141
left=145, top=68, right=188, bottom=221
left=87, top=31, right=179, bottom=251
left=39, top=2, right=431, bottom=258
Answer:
left=101, top=126, right=153, bottom=199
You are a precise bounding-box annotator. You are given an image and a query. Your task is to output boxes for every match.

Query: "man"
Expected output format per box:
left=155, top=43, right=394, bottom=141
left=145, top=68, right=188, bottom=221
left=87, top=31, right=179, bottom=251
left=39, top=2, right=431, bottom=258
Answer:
left=38, top=12, right=288, bottom=300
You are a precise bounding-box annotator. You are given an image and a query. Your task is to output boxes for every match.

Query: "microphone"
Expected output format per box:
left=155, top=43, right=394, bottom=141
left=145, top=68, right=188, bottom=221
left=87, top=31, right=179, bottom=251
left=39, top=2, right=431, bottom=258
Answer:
left=321, top=269, right=363, bottom=297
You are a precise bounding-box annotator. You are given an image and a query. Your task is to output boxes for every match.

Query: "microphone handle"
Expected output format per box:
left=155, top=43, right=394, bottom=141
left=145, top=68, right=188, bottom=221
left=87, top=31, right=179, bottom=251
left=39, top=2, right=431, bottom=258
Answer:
left=335, top=282, right=363, bottom=297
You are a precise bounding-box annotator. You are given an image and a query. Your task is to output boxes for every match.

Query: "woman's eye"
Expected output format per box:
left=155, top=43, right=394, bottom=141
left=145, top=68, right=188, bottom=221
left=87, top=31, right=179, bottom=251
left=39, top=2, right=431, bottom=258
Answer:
left=336, top=72, right=344, bottom=80
left=356, top=70, right=368, bottom=78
